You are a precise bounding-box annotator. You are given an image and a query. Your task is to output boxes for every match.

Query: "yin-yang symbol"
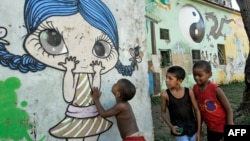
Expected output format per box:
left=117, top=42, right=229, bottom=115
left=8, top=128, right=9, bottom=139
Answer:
left=179, top=5, right=205, bottom=43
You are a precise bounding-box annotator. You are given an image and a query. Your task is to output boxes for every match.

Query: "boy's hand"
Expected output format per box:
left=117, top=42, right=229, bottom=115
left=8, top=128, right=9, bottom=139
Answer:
left=196, top=133, right=200, bottom=141
left=91, top=87, right=102, bottom=100
left=171, top=125, right=182, bottom=135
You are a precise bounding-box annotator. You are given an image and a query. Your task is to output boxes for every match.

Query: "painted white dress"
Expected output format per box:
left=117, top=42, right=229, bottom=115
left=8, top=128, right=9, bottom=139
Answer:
left=50, top=73, right=112, bottom=138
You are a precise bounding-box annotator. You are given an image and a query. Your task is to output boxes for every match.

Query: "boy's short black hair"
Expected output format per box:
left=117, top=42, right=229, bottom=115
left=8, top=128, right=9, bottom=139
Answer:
left=118, top=79, right=136, bottom=101
left=193, top=60, right=212, bottom=73
left=167, top=66, right=186, bottom=80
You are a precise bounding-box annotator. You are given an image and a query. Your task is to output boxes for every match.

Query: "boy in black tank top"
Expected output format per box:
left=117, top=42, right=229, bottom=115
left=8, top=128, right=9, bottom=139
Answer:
left=161, top=66, right=201, bottom=141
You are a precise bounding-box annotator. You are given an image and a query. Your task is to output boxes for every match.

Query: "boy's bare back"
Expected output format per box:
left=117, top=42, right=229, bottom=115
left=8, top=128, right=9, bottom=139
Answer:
left=92, top=79, right=145, bottom=140
left=115, top=101, right=139, bottom=138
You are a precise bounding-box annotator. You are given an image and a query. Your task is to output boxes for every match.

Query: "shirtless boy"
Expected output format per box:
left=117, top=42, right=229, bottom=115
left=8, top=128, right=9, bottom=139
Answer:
left=91, top=78, right=146, bottom=141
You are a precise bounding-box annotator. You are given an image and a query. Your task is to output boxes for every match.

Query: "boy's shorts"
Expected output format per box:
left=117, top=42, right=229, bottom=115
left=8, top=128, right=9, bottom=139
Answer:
left=123, top=136, right=146, bottom=141
left=123, top=132, right=146, bottom=141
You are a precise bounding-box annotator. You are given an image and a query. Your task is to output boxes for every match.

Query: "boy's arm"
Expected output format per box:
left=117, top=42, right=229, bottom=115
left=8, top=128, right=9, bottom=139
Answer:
left=189, top=89, right=201, bottom=141
left=216, top=87, right=234, bottom=125
left=92, top=87, right=121, bottom=118
left=160, top=91, right=180, bottom=135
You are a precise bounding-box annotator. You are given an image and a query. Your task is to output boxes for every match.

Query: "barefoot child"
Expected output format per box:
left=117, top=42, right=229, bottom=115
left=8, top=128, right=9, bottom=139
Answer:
left=91, top=78, right=146, bottom=141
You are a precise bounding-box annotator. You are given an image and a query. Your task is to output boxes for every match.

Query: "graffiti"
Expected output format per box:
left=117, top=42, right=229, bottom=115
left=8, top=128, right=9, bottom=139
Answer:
left=0, top=77, right=32, bottom=141
left=0, top=26, right=45, bottom=72
left=145, top=0, right=248, bottom=88
left=155, top=0, right=171, bottom=11
left=0, top=22, right=46, bottom=72
left=0, top=27, right=9, bottom=45
left=224, top=34, right=246, bottom=83
left=234, top=34, right=245, bottom=64
left=145, top=0, right=171, bottom=12
left=179, top=5, right=205, bottom=44
left=21, top=0, right=142, bottom=140
left=172, top=42, right=190, bottom=55
left=205, top=12, right=235, bottom=41
left=0, top=0, right=143, bottom=140
left=224, top=56, right=245, bottom=83
left=201, top=50, right=218, bottom=68
left=170, top=41, right=194, bottom=73
left=129, top=46, right=142, bottom=70
left=145, top=0, right=172, bottom=25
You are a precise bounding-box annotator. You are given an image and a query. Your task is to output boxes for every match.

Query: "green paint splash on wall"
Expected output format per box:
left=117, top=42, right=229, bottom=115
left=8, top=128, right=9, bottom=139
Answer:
left=0, top=77, right=33, bottom=141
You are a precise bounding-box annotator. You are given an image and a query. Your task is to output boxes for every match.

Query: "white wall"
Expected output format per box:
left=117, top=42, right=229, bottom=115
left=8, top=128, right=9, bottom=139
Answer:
left=0, top=0, right=153, bottom=141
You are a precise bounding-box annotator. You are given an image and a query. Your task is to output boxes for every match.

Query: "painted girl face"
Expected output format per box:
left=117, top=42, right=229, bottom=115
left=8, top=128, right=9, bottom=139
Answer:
left=24, top=13, right=118, bottom=73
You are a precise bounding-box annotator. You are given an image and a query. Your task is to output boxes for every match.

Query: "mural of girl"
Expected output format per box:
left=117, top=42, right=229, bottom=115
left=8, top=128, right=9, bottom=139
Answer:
left=0, top=0, right=140, bottom=140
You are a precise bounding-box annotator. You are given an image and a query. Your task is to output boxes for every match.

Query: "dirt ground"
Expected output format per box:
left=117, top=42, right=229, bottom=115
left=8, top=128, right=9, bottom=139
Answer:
left=151, top=96, right=207, bottom=141
left=151, top=82, right=247, bottom=141
left=151, top=96, right=175, bottom=141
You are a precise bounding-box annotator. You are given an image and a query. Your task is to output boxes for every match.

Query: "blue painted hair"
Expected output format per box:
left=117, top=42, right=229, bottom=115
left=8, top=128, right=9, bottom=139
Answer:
left=0, top=0, right=133, bottom=75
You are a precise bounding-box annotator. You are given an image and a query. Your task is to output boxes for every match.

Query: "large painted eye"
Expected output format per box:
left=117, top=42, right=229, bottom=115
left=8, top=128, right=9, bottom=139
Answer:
left=92, top=40, right=112, bottom=58
left=39, top=29, right=68, bottom=55
left=179, top=5, right=205, bottom=44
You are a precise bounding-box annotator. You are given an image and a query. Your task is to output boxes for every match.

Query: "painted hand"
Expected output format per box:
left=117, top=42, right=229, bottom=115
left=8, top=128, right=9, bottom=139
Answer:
left=90, top=60, right=105, bottom=74
left=58, top=56, right=79, bottom=71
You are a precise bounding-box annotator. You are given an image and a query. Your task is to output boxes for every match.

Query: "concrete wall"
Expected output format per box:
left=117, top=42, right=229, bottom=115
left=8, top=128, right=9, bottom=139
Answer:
left=146, top=0, right=249, bottom=91
left=0, top=0, right=153, bottom=141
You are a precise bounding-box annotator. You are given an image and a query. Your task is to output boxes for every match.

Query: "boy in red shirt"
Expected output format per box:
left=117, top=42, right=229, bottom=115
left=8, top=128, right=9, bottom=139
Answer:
left=193, top=60, right=234, bottom=141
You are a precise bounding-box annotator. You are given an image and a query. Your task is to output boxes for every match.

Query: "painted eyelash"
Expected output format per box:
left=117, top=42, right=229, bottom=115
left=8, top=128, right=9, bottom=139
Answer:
left=31, top=21, right=62, bottom=58
left=35, top=43, right=56, bottom=58
left=96, top=34, right=113, bottom=45
left=34, top=21, right=61, bottom=37
left=40, top=21, right=57, bottom=31
left=95, top=34, right=116, bottom=61
left=106, top=49, right=116, bottom=61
